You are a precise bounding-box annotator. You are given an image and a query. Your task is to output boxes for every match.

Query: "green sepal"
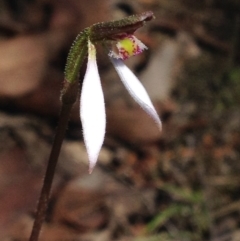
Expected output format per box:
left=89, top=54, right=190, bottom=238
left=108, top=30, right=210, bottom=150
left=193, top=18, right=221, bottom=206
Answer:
left=89, top=11, right=154, bottom=42
left=64, top=29, right=89, bottom=83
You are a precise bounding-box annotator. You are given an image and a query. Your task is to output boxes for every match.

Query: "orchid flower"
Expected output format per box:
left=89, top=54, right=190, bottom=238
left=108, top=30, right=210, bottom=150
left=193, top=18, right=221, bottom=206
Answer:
left=29, top=12, right=162, bottom=241
left=64, top=11, right=161, bottom=173
left=80, top=35, right=161, bottom=173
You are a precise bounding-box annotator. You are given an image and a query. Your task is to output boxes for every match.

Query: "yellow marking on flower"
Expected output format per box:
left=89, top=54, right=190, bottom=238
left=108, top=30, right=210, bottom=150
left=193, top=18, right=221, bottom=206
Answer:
left=109, top=35, right=147, bottom=60
left=119, top=38, right=136, bottom=56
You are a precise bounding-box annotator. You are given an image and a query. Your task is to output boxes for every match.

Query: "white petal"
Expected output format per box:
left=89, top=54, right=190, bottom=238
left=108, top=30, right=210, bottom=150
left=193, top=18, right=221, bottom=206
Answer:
left=80, top=41, right=106, bottom=173
left=110, top=57, right=162, bottom=130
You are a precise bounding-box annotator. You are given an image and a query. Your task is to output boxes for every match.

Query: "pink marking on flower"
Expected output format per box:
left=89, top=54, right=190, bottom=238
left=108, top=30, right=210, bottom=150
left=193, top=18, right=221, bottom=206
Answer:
left=109, top=35, right=147, bottom=60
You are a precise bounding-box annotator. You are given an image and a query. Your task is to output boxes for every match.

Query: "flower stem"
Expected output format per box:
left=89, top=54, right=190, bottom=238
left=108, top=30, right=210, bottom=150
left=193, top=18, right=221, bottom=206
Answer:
left=29, top=81, right=79, bottom=241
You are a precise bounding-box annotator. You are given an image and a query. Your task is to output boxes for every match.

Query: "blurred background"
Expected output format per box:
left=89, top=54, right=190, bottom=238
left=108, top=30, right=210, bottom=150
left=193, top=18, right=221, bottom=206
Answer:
left=0, top=0, right=240, bottom=240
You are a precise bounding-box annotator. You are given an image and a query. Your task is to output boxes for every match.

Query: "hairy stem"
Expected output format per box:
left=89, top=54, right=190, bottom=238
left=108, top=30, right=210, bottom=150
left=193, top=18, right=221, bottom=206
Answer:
left=29, top=81, right=78, bottom=241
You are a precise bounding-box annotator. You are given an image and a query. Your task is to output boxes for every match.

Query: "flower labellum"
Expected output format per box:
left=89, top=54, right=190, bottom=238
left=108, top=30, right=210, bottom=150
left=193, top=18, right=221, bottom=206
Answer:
left=109, top=35, right=147, bottom=60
